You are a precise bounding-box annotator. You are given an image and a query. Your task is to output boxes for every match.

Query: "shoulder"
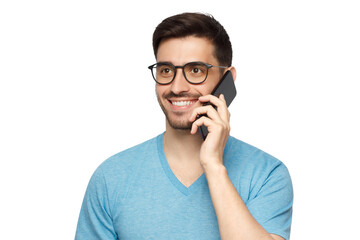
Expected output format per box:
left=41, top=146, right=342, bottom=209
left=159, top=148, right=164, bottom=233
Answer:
left=225, top=136, right=285, bottom=171
left=224, top=136, right=292, bottom=197
left=98, top=135, right=160, bottom=174
left=88, top=134, right=162, bottom=199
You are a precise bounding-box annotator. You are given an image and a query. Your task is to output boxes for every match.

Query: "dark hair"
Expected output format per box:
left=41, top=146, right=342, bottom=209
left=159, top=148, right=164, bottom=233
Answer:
left=152, top=12, right=232, bottom=66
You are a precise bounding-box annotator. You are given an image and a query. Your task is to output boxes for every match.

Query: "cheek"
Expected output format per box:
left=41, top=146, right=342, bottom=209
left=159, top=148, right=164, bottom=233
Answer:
left=204, top=75, right=222, bottom=94
left=155, top=85, right=171, bottom=100
left=155, top=85, right=165, bottom=95
left=198, top=83, right=217, bottom=96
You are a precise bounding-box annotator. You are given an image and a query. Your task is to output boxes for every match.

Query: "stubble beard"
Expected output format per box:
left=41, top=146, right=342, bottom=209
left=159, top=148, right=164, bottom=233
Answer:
left=156, top=92, right=200, bottom=130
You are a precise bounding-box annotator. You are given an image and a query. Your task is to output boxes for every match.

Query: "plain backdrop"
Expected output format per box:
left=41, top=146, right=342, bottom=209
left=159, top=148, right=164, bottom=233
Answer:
left=0, top=0, right=359, bottom=239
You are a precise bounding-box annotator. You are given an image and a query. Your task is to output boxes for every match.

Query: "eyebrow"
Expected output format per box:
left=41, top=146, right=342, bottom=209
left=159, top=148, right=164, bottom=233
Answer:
left=156, top=61, right=173, bottom=65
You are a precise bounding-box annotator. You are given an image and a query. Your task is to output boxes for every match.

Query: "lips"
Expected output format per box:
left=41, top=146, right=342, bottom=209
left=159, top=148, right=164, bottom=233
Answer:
left=167, top=99, right=198, bottom=111
left=170, top=100, right=197, bottom=106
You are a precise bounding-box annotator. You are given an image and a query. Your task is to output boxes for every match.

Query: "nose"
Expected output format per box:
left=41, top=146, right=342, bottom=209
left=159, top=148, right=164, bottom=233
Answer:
left=170, top=68, right=190, bottom=94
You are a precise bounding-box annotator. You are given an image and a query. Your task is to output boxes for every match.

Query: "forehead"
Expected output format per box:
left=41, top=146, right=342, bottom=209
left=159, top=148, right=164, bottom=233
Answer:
left=156, top=36, right=217, bottom=65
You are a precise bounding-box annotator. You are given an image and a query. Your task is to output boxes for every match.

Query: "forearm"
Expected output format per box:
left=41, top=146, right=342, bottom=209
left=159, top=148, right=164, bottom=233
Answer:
left=204, top=163, right=275, bottom=240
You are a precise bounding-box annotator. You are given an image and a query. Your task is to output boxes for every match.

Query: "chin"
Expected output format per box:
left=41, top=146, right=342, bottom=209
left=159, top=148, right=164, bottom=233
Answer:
left=158, top=95, right=195, bottom=131
left=167, top=117, right=192, bottom=130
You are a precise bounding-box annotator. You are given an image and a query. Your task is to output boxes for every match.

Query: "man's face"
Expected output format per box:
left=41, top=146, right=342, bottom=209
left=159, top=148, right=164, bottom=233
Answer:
left=155, top=36, right=223, bottom=130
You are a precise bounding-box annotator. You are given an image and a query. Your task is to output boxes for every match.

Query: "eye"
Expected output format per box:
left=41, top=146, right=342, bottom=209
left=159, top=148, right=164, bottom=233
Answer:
left=161, top=68, right=172, bottom=74
left=191, top=67, right=202, bottom=74
left=157, top=64, right=174, bottom=76
left=186, top=63, right=207, bottom=76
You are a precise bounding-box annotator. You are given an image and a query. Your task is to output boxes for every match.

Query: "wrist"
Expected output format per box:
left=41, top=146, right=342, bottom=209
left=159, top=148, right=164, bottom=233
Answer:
left=202, top=161, right=226, bottom=176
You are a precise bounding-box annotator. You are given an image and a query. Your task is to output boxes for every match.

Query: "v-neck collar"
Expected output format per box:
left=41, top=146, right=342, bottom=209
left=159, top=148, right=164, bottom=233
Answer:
left=156, top=133, right=206, bottom=196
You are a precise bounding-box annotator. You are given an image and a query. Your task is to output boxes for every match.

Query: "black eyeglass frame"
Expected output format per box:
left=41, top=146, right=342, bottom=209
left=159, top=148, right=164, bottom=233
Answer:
left=148, top=61, right=229, bottom=85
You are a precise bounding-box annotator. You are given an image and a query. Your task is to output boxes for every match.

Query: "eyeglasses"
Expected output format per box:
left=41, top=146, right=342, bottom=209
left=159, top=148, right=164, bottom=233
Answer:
left=148, top=61, right=228, bottom=85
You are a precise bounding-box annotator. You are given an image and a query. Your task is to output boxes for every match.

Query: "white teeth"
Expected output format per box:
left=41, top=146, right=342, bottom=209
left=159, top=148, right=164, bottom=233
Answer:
left=171, top=101, right=194, bottom=106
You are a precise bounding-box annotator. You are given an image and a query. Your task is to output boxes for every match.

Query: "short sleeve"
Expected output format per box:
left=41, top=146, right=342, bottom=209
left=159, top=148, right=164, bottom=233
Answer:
left=75, top=168, right=117, bottom=240
left=246, top=162, right=293, bottom=240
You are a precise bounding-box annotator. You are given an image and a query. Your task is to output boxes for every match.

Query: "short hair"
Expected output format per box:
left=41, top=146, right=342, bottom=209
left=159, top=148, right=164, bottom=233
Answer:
left=152, top=12, right=232, bottom=66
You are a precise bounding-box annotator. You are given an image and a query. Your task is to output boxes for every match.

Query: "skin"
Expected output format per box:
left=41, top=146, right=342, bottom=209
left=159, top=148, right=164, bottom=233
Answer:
left=155, top=36, right=284, bottom=240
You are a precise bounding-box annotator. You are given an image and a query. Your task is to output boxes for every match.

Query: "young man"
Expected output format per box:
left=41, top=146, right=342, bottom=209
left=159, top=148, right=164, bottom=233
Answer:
left=75, top=13, right=293, bottom=240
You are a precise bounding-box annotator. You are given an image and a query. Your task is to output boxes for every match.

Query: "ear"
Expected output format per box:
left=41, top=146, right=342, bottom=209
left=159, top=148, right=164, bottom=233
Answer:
left=227, top=66, right=237, bottom=82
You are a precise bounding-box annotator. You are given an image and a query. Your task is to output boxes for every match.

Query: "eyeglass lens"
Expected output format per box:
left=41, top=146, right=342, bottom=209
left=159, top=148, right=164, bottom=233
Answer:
left=153, top=62, right=208, bottom=84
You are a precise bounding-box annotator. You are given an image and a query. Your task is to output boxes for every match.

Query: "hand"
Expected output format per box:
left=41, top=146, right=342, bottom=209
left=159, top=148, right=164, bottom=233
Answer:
left=189, top=94, right=231, bottom=170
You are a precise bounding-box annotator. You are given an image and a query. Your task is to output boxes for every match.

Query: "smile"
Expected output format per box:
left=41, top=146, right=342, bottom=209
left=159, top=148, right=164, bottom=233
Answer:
left=170, top=100, right=197, bottom=106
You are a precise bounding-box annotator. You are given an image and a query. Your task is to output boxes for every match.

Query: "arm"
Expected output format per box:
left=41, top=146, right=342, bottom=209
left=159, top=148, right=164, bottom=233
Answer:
left=190, top=94, right=291, bottom=240
left=204, top=163, right=285, bottom=240
left=75, top=168, right=117, bottom=240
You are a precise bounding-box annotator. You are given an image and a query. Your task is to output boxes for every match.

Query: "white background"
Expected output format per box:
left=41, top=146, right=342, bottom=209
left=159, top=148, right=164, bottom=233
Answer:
left=0, top=0, right=359, bottom=239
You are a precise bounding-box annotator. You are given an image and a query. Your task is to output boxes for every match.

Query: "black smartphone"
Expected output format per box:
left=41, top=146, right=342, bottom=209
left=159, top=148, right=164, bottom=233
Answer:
left=199, top=70, right=237, bottom=140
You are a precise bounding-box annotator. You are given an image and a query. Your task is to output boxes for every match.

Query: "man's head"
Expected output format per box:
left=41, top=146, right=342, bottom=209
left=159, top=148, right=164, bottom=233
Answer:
left=152, top=12, right=232, bottom=67
left=151, top=13, right=235, bottom=131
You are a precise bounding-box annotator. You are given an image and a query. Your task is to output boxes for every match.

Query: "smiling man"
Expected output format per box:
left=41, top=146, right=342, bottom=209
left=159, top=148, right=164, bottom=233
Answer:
left=75, top=13, right=293, bottom=240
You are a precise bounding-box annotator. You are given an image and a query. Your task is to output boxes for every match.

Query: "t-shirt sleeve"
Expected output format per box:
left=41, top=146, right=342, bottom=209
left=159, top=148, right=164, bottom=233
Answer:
left=246, top=161, right=293, bottom=240
left=75, top=167, right=117, bottom=240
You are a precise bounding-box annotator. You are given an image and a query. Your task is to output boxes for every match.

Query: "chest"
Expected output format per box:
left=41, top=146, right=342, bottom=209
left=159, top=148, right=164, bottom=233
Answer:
left=168, top=161, right=204, bottom=188
left=112, top=182, right=220, bottom=240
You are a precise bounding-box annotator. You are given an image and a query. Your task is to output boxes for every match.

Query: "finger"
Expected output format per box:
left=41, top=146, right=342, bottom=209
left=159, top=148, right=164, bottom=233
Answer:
left=188, top=105, right=221, bottom=123
left=198, top=94, right=230, bottom=121
left=219, top=94, right=227, bottom=104
left=191, top=115, right=230, bottom=136
left=218, top=94, right=230, bottom=120
left=190, top=116, right=212, bottom=134
left=198, top=94, right=227, bottom=108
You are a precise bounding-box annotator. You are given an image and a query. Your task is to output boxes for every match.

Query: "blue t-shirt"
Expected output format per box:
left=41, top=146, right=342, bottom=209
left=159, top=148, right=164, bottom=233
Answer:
left=75, top=133, right=293, bottom=240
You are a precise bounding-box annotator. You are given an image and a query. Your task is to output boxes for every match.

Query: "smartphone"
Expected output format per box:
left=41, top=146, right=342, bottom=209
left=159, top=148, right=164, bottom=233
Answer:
left=199, top=70, right=237, bottom=140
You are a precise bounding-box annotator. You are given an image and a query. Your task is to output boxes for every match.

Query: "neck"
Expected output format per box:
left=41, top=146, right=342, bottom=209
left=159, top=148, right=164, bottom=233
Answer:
left=163, top=121, right=203, bottom=163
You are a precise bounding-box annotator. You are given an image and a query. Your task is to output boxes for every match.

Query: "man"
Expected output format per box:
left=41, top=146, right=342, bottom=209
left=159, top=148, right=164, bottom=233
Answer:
left=75, top=13, right=293, bottom=240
